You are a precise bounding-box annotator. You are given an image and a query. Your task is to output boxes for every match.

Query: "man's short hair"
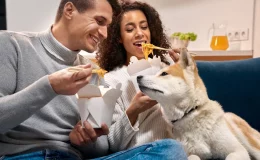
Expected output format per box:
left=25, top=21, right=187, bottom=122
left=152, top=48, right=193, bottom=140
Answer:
left=55, top=0, right=120, bottom=22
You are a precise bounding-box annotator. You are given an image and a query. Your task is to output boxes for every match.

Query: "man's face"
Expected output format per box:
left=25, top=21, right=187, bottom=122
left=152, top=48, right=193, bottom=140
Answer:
left=68, top=0, right=113, bottom=52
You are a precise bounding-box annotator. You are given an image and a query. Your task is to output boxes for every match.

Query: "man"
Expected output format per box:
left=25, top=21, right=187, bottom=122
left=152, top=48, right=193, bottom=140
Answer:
left=0, top=0, right=186, bottom=159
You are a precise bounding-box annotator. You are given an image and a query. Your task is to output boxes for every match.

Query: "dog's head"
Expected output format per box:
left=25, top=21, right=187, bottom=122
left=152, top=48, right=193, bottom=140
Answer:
left=137, top=50, right=209, bottom=122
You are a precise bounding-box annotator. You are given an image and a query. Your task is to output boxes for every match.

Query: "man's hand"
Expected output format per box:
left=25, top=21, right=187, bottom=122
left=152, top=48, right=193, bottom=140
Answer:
left=69, top=121, right=109, bottom=146
left=48, top=64, right=92, bottom=95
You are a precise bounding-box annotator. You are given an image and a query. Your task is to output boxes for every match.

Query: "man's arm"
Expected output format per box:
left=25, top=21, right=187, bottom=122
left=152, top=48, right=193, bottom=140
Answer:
left=0, top=32, right=92, bottom=134
left=0, top=32, right=58, bottom=134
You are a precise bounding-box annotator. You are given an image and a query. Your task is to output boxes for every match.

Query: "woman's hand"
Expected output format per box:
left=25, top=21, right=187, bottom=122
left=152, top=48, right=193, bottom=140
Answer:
left=168, top=49, right=181, bottom=62
left=69, top=121, right=109, bottom=146
left=126, top=92, right=157, bottom=125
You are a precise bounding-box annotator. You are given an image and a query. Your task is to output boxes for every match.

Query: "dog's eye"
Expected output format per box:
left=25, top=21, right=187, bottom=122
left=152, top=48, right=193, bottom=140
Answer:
left=160, top=72, right=168, bottom=76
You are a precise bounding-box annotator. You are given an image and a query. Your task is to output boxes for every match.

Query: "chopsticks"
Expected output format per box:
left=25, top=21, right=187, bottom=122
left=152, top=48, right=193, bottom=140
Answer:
left=68, top=67, right=87, bottom=73
left=151, top=45, right=172, bottom=51
left=142, top=43, right=197, bottom=56
left=68, top=67, right=107, bottom=78
left=142, top=43, right=172, bottom=51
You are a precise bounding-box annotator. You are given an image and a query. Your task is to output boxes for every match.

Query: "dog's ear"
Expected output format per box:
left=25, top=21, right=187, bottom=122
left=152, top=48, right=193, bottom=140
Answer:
left=178, top=49, right=196, bottom=69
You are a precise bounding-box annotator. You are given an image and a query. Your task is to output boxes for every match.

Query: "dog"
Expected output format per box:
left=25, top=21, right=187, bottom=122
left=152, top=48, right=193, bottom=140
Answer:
left=137, top=50, right=260, bottom=160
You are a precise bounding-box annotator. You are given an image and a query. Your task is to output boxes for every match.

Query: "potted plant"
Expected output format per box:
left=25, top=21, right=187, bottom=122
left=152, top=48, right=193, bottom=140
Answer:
left=170, top=32, right=197, bottom=49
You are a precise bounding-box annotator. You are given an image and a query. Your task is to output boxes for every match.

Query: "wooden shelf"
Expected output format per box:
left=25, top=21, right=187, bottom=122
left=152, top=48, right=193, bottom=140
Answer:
left=190, top=50, right=253, bottom=61
left=189, top=50, right=253, bottom=56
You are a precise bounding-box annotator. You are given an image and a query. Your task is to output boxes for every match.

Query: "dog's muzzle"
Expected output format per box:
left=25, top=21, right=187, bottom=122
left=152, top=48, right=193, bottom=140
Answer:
left=137, top=76, right=164, bottom=94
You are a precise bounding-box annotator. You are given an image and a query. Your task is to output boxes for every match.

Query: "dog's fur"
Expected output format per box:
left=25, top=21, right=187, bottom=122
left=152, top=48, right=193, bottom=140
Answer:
left=137, top=50, right=260, bottom=160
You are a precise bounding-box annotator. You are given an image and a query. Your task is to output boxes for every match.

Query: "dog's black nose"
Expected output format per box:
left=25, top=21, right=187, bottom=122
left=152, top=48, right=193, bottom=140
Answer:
left=137, top=76, right=143, bottom=81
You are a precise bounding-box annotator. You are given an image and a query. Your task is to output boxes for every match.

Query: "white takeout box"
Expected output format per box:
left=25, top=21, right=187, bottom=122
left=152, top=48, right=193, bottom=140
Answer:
left=127, top=56, right=163, bottom=92
left=77, top=83, right=122, bottom=128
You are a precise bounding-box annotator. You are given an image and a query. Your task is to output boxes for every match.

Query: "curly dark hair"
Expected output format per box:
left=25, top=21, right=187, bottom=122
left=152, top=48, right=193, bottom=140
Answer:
left=97, top=1, right=171, bottom=71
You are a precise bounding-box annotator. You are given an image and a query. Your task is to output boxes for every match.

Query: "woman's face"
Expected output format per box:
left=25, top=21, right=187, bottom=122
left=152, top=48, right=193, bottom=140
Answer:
left=120, top=10, right=151, bottom=61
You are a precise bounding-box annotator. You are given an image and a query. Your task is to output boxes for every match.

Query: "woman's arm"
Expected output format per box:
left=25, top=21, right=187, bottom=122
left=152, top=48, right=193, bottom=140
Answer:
left=108, top=92, right=157, bottom=152
left=108, top=98, right=139, bottom=151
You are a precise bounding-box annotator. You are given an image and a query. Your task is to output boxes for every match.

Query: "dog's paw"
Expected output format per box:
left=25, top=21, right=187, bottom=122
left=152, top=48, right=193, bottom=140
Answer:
left=188, top=155, right=201, bottom=160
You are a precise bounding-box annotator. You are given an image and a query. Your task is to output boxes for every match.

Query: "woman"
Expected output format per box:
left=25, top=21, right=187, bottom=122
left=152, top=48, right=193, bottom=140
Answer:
left=97, top=1, right=181, bottom=153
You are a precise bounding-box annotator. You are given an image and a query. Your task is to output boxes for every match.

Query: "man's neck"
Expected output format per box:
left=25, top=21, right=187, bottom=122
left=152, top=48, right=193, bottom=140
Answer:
left=52, top=22, right=77, bottom=51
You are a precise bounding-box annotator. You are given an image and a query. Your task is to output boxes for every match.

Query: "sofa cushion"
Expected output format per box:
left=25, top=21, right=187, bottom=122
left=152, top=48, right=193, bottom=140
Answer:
left=197, top=58, right=260, bottom=131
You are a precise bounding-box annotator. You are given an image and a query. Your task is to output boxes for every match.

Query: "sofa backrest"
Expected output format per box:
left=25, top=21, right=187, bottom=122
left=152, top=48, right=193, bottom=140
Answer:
left=197, top=58, right=260, bottom=131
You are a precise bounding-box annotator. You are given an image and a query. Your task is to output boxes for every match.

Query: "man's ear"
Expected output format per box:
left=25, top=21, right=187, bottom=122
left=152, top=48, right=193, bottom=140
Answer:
left=178, top=49, right=195, bottom=69
left=63, top=2, right=75, bottom=20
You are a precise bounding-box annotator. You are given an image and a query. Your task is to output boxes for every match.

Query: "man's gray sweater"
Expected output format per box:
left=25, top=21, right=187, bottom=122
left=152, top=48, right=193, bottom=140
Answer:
left=0, top=29, right=108, bottom=158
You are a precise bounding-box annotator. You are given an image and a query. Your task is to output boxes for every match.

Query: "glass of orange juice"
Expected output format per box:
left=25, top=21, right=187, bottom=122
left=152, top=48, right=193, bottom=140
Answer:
left=209, top=23, right=229, bottom=50
left=210, top=35, right=229, bottom=50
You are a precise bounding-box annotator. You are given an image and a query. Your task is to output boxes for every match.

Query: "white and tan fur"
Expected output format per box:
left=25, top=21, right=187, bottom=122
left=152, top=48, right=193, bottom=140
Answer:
left=137, top=50, right=260, bottom=160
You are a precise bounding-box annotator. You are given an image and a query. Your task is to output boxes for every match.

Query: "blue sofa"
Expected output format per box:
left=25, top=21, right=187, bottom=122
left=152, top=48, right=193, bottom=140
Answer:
left=197, top=58, right=260, bottom=131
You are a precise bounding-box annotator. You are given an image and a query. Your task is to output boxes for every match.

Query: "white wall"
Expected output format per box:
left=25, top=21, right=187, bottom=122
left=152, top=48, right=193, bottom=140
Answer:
left=6, top=0, right=256, bottom=52
left=253, top=0, right=260, bottom=57
left=140, top=0, right=255, bottom=51
left=6, top=0, right=59, bottom=32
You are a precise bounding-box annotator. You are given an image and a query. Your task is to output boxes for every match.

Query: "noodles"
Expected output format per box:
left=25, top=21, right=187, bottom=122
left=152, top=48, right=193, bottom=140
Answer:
left=142, top=43, right=171, bottom=60
left=142, top=43, right=154, bottom=60
left=92, top=68, right=107, bottom=78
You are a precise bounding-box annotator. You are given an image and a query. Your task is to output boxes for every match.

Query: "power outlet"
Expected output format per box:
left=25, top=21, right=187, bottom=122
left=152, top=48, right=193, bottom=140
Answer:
left=240, top=28, right=249, bottom=41
left=227, top=28, right=249, bottom=41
